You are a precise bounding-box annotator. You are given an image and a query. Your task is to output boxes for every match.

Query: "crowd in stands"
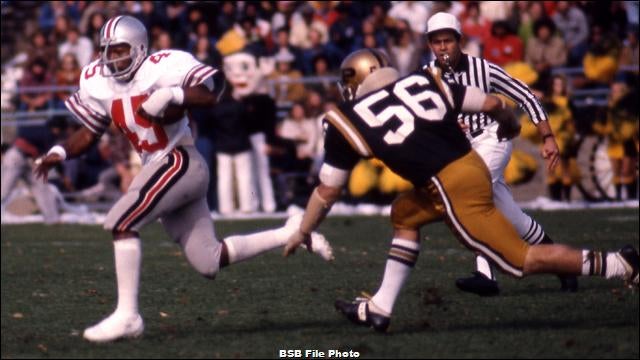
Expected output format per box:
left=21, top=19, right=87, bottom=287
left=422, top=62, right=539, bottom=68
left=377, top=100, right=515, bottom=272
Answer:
left=1, top=1, right=638, bottom=215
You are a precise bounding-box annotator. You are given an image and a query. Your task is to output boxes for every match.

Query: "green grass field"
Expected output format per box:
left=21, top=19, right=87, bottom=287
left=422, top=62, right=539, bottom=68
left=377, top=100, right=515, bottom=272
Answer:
left=2, top=209, right=638, bottom=359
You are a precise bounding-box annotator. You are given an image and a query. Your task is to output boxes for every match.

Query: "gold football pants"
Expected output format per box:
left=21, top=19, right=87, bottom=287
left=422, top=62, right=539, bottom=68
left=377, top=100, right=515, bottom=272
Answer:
left=391, top=150, right=529, bottom=277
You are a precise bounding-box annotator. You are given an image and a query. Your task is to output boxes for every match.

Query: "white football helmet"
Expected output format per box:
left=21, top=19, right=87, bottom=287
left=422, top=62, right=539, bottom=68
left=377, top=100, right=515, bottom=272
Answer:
left=99, top=15, right=148, bottom=81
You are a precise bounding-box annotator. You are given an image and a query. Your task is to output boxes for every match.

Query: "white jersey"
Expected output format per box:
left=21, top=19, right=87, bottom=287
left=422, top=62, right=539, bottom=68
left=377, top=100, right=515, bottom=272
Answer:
left=65, top=49, right=217, bottom=164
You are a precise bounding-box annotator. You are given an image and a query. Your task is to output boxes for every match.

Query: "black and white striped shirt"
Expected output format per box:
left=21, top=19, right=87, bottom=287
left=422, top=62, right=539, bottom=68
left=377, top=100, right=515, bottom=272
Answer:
left=427, top=54, right=548, bottom=134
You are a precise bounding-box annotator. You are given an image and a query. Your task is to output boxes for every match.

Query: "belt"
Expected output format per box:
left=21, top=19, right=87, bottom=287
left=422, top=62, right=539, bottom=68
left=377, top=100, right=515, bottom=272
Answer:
left=470, top=129, right=484, bottom=138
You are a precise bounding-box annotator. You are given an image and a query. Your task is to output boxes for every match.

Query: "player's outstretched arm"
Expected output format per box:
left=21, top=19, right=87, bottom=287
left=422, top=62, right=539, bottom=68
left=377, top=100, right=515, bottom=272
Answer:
left=283, top=182, right=342, bottom=257
left=35, top=127, right=99, bottom=182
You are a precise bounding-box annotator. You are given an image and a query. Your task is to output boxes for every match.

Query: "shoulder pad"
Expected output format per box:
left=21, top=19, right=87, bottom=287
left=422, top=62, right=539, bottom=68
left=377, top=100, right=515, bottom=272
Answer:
left=79, top=60, right=115, bottom=100
left=135, top=50, right=201, bottom=91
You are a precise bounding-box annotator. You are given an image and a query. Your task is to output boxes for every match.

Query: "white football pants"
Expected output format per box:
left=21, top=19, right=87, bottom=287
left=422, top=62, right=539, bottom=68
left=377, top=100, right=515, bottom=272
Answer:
left=1, top=146, right=60, bottom=224
left=250, top=133, right=276, bottom=213
left=216, top=151, right=258, bottom=215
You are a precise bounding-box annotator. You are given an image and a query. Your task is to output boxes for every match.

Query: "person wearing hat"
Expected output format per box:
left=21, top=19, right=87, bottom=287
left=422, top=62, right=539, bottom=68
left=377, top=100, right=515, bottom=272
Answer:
left=424, top=12, right=577, bottom=295
left=267, top=48, right=306, bottom=102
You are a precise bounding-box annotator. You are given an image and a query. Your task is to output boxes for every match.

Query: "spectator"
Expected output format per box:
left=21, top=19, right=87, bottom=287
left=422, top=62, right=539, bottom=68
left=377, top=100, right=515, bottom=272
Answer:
left=216, top=1, right=237, bottom=37
left=270, top=1, right=296, bottom=37
left=19, top=57, right=53, bottom=112
left=353, top=17, right=388, bottom=53
left=525, top=17, right=567, bottom=85
left=151, top=30, right=172, bottom=53
left=479, top=1, right=514, bottom=22
left=582, top=24, right=621, bottom=86
left=271, top=26, right=305, bottom=73
left=78, top=125, right=135, bottom=202
left=460, top=1, right=491, bottom=44
left=301, top=27, right=342, bottom=75
left=54, top=53, right=81, bottom=109
left=515, top=1, right=547, bottom=48
left=289, top=4, right=329, bottom=50
left=386, top=19, right=422, bottom=77
left=305, top=54, right=340, bottom=101
left=552, top=1, right=589, bottom=66
left=134, top=1, right=168, bottom=39
left=277, top=102, right=319, bottom=171
left=49, top=15, right=72, bottom=47
left=84, top=11, right=107, bottom=47
left=593, top=79, right=639, bottom=200
left=388, top=1, right=428, bottom=35
left=543, top=75, right=579, bottom=201
left=328, top=2, right=358, bottom=57
left=1, top=116, right=70, bottom=224
left=482, top=20, right=523, bottom=66
left=26, top=30, right=58, bottom=71
left=619, top=25, right=639, bottom=69
left=193, top=36, right=221, bottom=67
left=267, top=48, right=306, bottom=103
left=58, top=26, right=95, bottom=68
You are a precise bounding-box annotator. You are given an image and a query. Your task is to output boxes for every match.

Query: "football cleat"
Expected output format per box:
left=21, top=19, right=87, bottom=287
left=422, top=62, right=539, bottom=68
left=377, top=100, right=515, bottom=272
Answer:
left=83, top=312, right=144, bottom=343
left=284, top=213, right=334, bottom=261
left=616, top=245, right=639, bottom=287
left=558, top=274, right=578, bottom=292
left=334, top=298, right=390, bottom=333
left=455, top=272, right=500, bottom=296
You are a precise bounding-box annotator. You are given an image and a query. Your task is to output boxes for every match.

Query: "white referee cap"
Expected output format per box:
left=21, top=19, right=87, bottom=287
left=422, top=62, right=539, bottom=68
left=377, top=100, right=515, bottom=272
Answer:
left=426, top=12, right=461, bottom=38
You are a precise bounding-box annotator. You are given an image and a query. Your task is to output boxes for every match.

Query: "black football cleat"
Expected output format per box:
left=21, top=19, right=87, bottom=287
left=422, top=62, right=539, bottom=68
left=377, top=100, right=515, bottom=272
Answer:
left=558, top=274, right=578, bottom=292
left=617, top=245, right=639, bottom=287
left=334, top=298, right=390, bottom=333
left=455, top=272, right=500, bottom=296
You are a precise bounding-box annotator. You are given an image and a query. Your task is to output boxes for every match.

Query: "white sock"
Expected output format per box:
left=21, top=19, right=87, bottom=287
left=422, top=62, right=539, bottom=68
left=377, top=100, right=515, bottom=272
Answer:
left=223, top=228, right=287, bottom=264
left=476, top=255, right=494, bottom=280
left=113, top=237, right=141, bottom=315
left=371, top=238, right=420, bottom=316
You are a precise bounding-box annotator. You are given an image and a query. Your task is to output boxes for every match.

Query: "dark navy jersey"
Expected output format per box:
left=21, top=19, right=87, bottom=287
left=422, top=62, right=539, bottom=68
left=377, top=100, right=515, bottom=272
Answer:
left=323, top=68, right=472, bottom=186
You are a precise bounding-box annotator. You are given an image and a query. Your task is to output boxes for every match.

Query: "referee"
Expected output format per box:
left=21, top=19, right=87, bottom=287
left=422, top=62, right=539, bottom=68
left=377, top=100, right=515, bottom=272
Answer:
left=425, top=12, right=578, bottom=295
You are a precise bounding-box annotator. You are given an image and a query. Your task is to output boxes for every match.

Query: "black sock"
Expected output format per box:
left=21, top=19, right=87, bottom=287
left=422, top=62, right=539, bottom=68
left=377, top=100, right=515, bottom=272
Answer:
left=539, top=234, right=554, bottom=245
left=625, top=182, right=637, bottom=200
left=562, top=184, right=572, bottom=201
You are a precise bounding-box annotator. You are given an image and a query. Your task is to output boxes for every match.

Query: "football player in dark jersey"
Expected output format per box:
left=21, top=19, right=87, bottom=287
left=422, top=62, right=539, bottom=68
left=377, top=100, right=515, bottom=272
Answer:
left=283, top=48, right=639, bottom=332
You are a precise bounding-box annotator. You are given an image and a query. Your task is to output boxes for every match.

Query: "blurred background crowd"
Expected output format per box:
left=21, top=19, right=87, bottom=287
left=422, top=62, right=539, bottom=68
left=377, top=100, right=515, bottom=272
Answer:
left=1, top=1, right=638, bottom=219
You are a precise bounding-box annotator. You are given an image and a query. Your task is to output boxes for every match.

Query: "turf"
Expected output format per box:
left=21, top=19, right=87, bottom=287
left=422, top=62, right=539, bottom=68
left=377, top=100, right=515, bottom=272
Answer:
left=2, top=209, right=638, bottom=358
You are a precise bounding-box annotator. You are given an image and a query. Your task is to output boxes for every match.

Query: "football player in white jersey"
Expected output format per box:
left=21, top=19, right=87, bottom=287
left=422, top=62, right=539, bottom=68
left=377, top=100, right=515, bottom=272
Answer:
left=35, top=15, right=333, bottom=343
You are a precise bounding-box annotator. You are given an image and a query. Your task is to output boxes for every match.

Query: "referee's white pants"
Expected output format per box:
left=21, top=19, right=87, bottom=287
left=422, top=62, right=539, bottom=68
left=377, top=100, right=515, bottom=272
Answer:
left=216, top=151, right=258, bottom=215
left=470, top=123, right=537, bottom=240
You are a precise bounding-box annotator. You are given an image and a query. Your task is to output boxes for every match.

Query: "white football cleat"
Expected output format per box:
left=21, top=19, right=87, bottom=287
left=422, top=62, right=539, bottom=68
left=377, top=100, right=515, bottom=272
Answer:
left=302, top=232, right=335, bottom=261
left=83, top=312, right=144, bottom=343
left=283, top=213, right=334, bottom=261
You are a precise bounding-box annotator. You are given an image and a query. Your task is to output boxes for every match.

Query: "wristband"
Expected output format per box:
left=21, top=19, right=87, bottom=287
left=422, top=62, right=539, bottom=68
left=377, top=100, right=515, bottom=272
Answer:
left=170, top=87, right=185, bottom=105
left=47, top=145, right=67, bottom=161
left=542, top=134, right=554, bottom=141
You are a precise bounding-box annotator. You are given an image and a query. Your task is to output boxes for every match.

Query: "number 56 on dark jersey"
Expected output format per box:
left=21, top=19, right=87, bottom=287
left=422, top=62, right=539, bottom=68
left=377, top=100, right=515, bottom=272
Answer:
left=323, top=69, right=472, bottom=186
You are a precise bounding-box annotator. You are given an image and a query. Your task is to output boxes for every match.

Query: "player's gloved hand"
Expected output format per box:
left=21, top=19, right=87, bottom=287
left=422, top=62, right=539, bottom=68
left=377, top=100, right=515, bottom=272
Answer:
left=139, top=87, right=184, bottom=119
left=283, top=229, right=312, bottom=257
left=495, top=109, right=521, bottom=141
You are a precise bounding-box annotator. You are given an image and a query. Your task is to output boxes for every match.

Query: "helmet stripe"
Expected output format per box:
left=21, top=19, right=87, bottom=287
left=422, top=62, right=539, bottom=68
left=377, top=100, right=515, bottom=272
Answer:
left=105, top=15, right=122, bottom=39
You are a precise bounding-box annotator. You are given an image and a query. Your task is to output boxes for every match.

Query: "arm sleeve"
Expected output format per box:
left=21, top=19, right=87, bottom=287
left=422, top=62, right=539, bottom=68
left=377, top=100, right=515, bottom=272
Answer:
left=487, top=62, right=548, bottom=124
left=64, top=89, right=110, bottom=136
left=460, top=86, right=487, bottom=113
